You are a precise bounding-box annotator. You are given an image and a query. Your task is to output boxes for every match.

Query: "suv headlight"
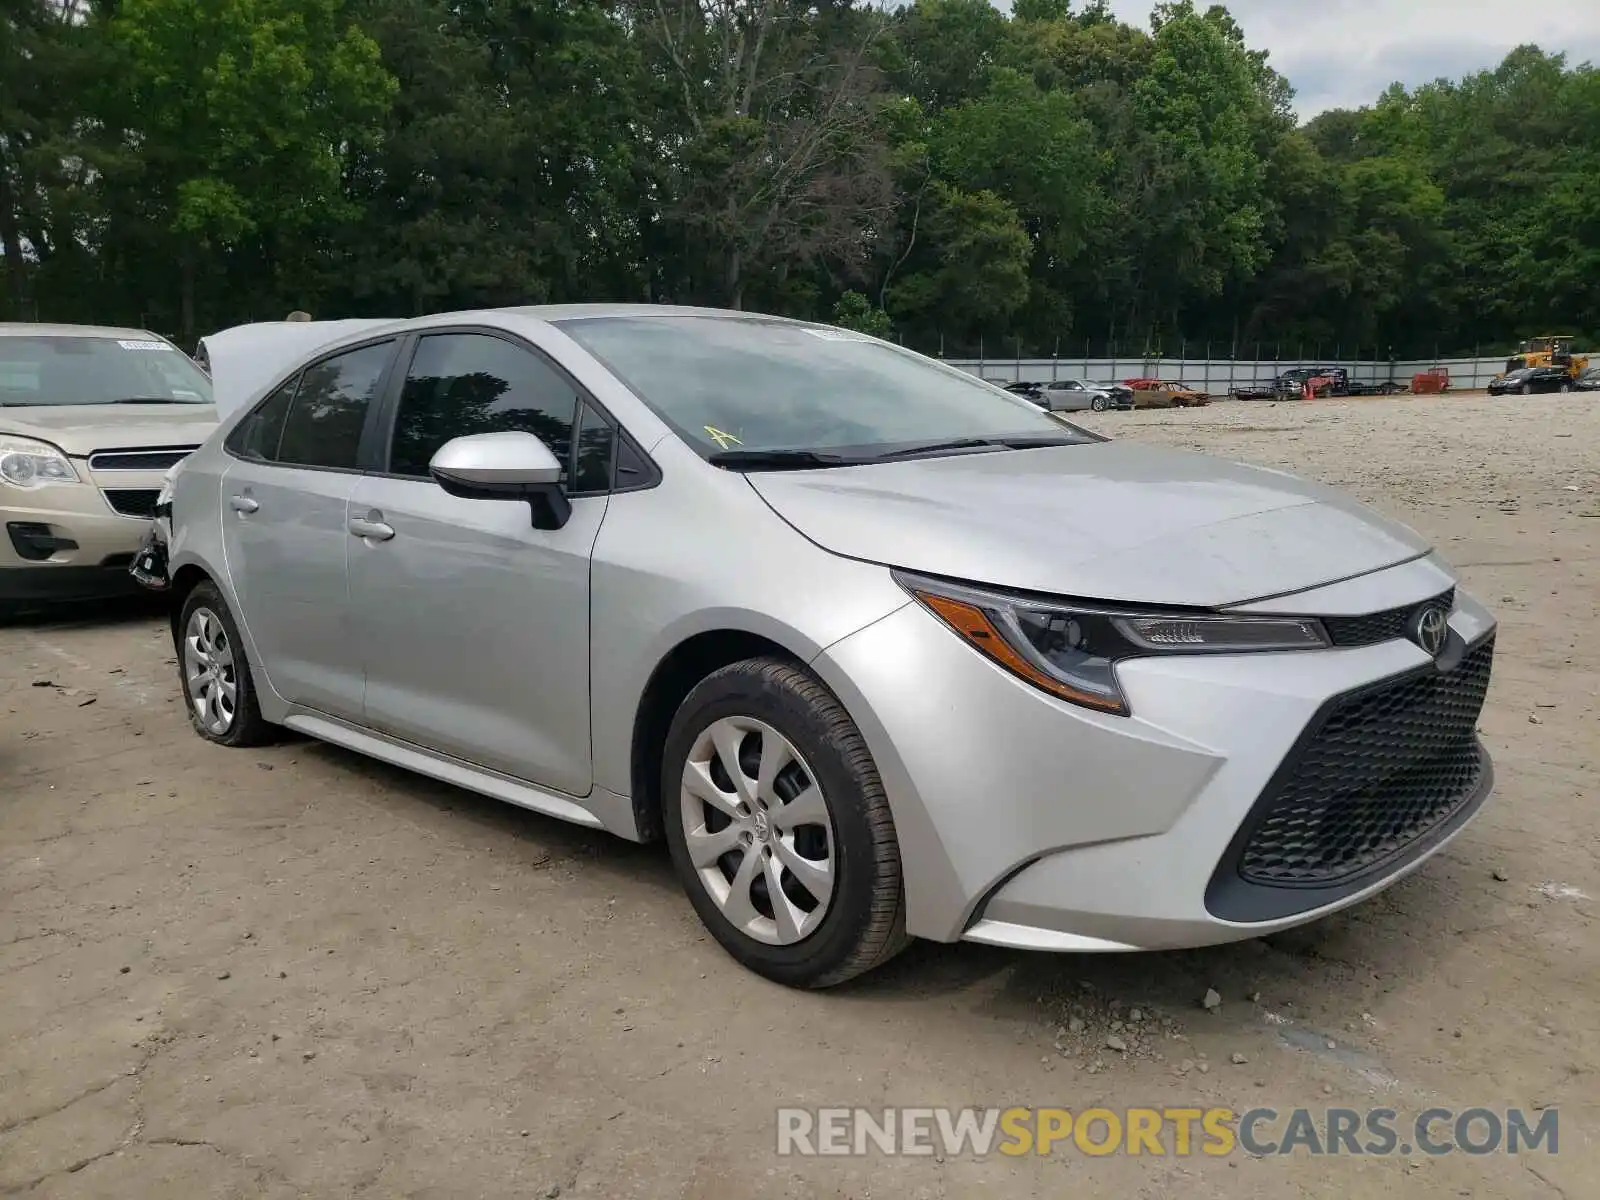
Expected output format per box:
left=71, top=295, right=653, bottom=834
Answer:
left=0, top=436, right=81, bottom=488
left=896, top=571, right=1329, bottom=716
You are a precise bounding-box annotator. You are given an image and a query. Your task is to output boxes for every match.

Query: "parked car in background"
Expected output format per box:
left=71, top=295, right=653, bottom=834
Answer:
left=1571, top=366, right=1600, bottom=392
left=1, top=323, right=217, bottom=607
left=1127, top=379, right=1210, bottom=408
left=1487, top=366, right=1575, bottom=396
left=162, top=304, right=1497, bottom=989
left=1091, top=381, right=1136, bottom=409
left=1232, top=368, right=1404, bottom=401
left=1027, top=379, right=1120, bottom=412
left=1002, top=381, right=1048, bottom=408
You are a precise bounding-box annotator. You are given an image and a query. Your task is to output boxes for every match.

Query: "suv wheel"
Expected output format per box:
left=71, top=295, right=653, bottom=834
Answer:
left=178, top=582, right=277, bottom=746
left=662, top=657, right=908, bottom=988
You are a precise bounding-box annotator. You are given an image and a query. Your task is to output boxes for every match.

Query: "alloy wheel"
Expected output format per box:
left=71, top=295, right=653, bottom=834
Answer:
left=679, top=716, right=836, bottom=945
left=183, top=607, right=238, bottom=736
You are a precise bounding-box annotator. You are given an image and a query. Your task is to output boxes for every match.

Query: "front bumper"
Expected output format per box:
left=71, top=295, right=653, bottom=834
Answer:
left=1, top=476, right=162, bottom=601
left=811, top=560, right=1497, bottom=949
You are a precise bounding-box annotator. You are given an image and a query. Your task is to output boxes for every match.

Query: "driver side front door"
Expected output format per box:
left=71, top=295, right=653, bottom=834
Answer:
left=345, top=330, right=619, bottom=797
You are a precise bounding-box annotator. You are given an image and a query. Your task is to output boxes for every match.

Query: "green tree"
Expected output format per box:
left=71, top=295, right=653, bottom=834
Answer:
left=887, top=182, right=1032, bottom=346
left=323, top=0, right=645, bottom=316
left=832, top=291, right=894, bottom=338
left=0, top=0, right=119, bottom=321
left=637, top=0, right=896, bottom=310
left=106, top=0, right=395, bottom=337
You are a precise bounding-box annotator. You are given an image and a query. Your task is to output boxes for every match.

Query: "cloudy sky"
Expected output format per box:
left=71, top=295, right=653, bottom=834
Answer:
left=1102, top=0, right=1600, bottom=117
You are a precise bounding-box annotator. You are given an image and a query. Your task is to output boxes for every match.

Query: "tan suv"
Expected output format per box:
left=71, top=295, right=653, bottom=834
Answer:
left=1, top=324, right=218, bottom=607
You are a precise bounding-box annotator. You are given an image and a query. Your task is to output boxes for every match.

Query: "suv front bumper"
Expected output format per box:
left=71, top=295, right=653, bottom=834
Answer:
left=2, top=481, right=159, bottom=602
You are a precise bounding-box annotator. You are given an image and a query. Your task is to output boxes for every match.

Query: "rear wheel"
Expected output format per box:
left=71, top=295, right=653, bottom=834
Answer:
left=662, top=657, right=907, bottom=988
left=1559, top=381, right=1572, bottom=393
left=177, top=582, right=277, bottom=747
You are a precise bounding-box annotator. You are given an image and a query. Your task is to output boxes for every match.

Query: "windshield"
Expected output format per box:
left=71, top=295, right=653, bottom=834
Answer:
left=554, top=315, right=1087, bottom=458
left=0, top=335, right=213, bottom=407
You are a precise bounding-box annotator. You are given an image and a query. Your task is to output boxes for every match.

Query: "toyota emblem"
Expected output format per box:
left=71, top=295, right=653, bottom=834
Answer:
left=1411, top=605, right=1450, bottom=658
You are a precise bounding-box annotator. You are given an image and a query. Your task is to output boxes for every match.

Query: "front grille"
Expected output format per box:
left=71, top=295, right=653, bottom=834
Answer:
left=88, top=446, right=197, bottom=472
left=1323, top=589, right=1455, bottom=647
left=1236, top=634, right=1494, bottom=887
left=103, top=488, right=161, bottom=519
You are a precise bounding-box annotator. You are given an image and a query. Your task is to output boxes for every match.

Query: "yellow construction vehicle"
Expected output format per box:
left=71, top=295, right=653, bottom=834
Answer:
left=1504, top=335, right=1589, bottom=378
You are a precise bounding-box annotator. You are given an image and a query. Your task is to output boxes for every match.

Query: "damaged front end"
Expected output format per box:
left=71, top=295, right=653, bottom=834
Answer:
left=127, top=467, right=176, bottom=592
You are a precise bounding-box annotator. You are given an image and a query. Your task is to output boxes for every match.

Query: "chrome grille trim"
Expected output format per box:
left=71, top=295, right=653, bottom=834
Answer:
left=87, top=446, right=199, bottom=473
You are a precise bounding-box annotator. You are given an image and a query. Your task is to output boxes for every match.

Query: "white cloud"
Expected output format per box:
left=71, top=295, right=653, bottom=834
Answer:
left=1100, top=0, right=1600, bottom=116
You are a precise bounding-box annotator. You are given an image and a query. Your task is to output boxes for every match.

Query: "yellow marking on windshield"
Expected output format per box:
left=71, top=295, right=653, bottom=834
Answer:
left=704, top=426, right=742, bottom=449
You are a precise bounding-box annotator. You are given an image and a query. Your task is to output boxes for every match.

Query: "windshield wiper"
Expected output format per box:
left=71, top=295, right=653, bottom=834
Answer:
left=708, top=448, right=859, bottom=470
left=870, top=434, right=1082, bottom=461
left=109, top=397, right=194, bottom=404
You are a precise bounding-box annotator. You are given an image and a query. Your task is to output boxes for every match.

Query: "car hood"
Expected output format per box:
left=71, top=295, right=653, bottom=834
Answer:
left=745, top=441, right=1433, bottom=608
left=0, top=404, right=220, bottom=456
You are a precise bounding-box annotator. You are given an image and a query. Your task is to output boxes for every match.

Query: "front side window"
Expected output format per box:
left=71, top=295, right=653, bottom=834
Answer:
left=0, top=335, right=212, bottom=407
left=388, top=333, right=581, bottom=480
left=276, top=341, right=393, bottom=470
left=555, top=315, right=1083, bottom=460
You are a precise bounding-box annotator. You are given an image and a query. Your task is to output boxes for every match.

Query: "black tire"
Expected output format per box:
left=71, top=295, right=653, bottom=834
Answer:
left=1559, top=381, right=1572, bottom=394
left=1090, top=394, right=1108, bottom=411
left=176, top=581, right=278, bottom=747
left=662, top=657, right=908, bottom=988
left=1520, top=383, right=1532, bottom=395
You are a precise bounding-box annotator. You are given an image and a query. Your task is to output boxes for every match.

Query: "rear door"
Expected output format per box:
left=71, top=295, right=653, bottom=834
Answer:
left=219, top=338, right=398, bottom=718
left=345, top=329, right=625, bottom=796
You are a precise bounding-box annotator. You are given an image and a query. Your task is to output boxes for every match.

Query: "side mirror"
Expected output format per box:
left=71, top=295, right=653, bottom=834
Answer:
left=429, top=432, right=571, bottom=530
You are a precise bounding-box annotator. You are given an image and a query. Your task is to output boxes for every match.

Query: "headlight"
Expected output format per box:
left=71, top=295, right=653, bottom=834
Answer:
left=896, top=571, right=1329, bottom=717
left=0, top=437, right=80, bottom=488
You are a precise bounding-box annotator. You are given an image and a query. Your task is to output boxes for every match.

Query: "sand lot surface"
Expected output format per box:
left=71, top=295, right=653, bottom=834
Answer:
left=2, top=391, right=1597, bottom=1198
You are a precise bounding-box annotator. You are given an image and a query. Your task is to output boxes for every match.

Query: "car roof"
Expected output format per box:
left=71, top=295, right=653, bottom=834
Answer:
left=273, top=304, right=829, bottom=364
left=0, top=322, right=165, bottom=341
left=504, top=302, right=804, bottom=325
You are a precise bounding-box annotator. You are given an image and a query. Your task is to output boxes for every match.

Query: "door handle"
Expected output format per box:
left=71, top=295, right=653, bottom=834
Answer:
left=229, top=495, right=259, bottom=514
left=348, top=514, right=395, bottom=542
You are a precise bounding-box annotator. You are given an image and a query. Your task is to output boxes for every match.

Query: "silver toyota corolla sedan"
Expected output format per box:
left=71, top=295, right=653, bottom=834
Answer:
left=162, top=305, right=1497, bottom=988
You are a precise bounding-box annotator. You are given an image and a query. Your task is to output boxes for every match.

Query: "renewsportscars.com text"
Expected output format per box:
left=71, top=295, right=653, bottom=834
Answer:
left=775, top=1106, right=1559, bottom=1158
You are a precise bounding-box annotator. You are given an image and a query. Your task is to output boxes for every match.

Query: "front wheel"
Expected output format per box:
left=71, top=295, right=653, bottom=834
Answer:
left=1559, top=381, right=1572, bottom=393
left=1520, top=383, right=1532, bottom=395
left=662, top=657, right=908, bottom=988
left=1090, top=395, right=1108, bottom=412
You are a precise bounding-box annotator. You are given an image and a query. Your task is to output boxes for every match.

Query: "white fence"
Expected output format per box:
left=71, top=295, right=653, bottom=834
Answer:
left=942, top=355, right=1512, bottom=393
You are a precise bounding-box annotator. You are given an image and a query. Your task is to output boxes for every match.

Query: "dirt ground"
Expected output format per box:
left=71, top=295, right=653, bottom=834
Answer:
left=3, top=391, right=1597, bottom=1198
